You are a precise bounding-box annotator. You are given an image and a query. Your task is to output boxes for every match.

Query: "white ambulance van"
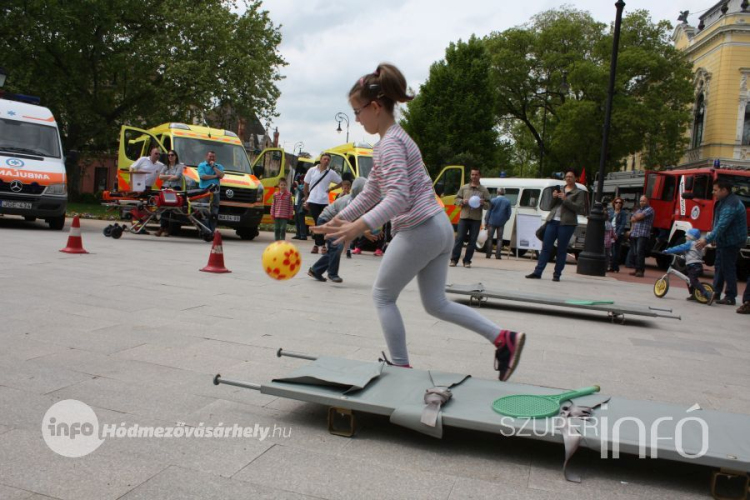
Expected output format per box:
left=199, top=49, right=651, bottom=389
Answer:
left=0, top=96, right=67, bottom=229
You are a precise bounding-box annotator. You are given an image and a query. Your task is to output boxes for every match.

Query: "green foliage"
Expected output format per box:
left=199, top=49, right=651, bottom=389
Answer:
left=0, top=0, right=286, bottom=166
left=485, top=7, right=693, bottom=178
left=401, top=36, right=504, bottom=178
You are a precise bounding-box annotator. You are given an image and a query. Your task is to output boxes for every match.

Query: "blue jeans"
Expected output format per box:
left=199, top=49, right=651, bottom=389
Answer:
left=610, top=237, right=622, bottom=271
left=532, top=221, right=576, bottom=278
left=294, top=203, right=307, bottom=239
left=208, top=190, right=220, bottom=232
left=686, top=263, right=709, bottom=297
left=713, top=245, right=741, bottom=301
left=625, top=237, right=636, bottom=268
left=486, top=225, right=505, bottom=258
left=635, top=236, right=650, bottom=272
left=312, top=239, right=343, bottom=278
left=451, top=218, right=481, bottom=263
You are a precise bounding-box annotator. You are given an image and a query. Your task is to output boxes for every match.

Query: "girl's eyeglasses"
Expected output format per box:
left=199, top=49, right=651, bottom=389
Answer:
left=353, top=101, right=373, bottom=116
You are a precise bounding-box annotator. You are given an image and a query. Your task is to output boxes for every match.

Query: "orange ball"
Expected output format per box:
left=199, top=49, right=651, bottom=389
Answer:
left=262, top=241, right=302, bottom=281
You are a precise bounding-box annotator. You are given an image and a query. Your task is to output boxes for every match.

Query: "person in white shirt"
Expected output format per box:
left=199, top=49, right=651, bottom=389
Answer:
left=129, top=147, right=164, bottom=191
left=303, top=153, right=342, bottom=253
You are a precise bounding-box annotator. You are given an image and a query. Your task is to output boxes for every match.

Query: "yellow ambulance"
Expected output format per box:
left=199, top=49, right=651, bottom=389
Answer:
left=117, top=123, right=264, bottom=239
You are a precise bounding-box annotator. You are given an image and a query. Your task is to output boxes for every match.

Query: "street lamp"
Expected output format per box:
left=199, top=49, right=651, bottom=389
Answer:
left=0, top=67, right=7, bottom=88
left=335, top=112, right=350, bottom=143
left=577, top=0, right=626, bottom=277
left=538, top=71, right=569, bottom=178
left=294, top=141, right=304, bottom=156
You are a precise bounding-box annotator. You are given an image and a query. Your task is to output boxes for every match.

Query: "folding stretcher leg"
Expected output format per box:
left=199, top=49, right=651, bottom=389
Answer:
left=328, top=408, right=357, bottom=437
left=711, top=469, right=750, bottom=500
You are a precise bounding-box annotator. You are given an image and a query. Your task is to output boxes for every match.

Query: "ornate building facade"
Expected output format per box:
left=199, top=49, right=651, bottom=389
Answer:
left=673, top=0, right=750, bottom=169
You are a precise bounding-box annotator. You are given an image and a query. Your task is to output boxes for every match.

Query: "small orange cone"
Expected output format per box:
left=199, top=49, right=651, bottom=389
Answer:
left=200, top=231, right=231, bottom=273
left=59, top=216, right=88, bottom=254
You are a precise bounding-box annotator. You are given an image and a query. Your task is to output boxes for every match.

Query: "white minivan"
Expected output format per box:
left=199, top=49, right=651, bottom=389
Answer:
left=0, top=96, right=67, bottom=229
left=433, top=165, right=589, bottom=255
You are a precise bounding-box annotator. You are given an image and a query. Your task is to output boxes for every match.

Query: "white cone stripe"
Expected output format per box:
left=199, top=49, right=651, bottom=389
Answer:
left=69, top=226, right=81, bottom=237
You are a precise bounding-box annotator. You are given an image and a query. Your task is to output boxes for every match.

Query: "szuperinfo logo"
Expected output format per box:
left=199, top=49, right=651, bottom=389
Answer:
left=42, top=400, right=104, bottom=458
left=42, top=399, right=293, bottom=457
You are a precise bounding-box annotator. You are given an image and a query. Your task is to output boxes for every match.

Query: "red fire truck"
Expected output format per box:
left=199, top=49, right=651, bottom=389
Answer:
left=644, top=166, right=750, bottom=279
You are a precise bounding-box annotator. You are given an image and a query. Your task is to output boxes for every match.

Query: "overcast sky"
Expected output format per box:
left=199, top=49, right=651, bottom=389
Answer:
left=261, top=0, right=712, bottom=156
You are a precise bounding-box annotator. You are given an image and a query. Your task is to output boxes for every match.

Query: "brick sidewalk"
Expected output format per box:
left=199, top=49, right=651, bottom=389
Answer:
left=0, top=218, right=747, bottom=499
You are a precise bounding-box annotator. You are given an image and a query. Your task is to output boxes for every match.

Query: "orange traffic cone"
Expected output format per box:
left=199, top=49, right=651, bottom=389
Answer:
left=200, top=231, right=231, bottom=273
left=59, top=216, right=88, bottom=254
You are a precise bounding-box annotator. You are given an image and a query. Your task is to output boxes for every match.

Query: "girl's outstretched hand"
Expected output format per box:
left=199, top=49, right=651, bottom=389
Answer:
left=313, top=217, right=367, bottom=245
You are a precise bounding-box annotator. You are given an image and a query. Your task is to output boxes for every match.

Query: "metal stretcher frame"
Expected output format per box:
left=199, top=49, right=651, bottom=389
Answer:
left=215, top=349, right=750, bottom=498
left=101, top=187, right=215, bottom=239
left=445, top=283, right=681, bottom=323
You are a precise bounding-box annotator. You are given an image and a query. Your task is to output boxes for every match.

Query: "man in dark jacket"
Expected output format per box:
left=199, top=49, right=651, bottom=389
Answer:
left=450, top=168, right=490, bottom=268
left=485, top=188, right=512, bottom=259
left=696, top=178, right=748, bottom=305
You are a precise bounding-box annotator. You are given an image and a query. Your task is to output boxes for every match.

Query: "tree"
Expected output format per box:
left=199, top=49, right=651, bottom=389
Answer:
left=401, top=36, right=505, bottom=178
left=0, top=0, right=286, bottom=197
left=485, top=8, right=693, bottom=178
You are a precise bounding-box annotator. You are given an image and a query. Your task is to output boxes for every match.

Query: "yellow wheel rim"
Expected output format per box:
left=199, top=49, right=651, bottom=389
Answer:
left=654, top=278, right=668, bottom=297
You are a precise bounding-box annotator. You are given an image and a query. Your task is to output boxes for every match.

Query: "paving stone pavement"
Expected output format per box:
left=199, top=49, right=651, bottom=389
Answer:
left=0, top=217, right=748, bottom=499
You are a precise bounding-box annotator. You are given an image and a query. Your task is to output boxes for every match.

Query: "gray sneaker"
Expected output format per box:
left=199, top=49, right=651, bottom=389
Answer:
left=307, top=268, right=326, bottom=282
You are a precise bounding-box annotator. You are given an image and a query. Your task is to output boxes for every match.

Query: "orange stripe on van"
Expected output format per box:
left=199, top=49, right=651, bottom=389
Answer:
left=183, top=169, right=199, bottom=182
left=264, top=187, right=276, bottom=204
left=0, top=169, right=65, bottom=185
left=22, top=115, right=56, bottom=123
left=117, top=170, right=131, bottom=191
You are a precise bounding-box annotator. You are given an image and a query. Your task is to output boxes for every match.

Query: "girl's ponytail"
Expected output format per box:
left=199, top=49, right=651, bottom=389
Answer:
left=349, top=63, right=413, bottom=114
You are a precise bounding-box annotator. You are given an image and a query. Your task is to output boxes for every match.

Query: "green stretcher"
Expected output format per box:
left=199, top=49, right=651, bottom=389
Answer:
left=446, top=283, right=681, bottom=324
left=214, top=349, right=750, bottom=497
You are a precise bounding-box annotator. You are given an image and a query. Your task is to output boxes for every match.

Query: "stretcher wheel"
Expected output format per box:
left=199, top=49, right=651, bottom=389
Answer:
left=111, top=225, right=124, bottom=239
left=694, top=283, right=714, bottom=304
left=103, top=225, right=113, bottom=237
left=202, top=231, right=215, bottom=242
left=653, top=278, right=668, bottom=298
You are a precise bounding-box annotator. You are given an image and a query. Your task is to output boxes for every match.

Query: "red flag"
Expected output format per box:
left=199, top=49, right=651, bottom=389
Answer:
left=580, top=168, right=587, bottom=185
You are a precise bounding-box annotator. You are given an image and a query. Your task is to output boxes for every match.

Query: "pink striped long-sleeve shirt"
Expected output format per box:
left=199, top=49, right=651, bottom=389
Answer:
left=338, top=124, right=443, bottom=234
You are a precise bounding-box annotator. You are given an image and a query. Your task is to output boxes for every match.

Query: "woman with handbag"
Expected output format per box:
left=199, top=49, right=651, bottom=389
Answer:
left=526, top=168, right=586, bottom=282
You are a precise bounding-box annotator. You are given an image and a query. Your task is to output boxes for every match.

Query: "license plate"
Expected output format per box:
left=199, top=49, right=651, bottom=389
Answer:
left=0, top=200, right=32, bottom=209
left=218, top=214, right=240, bottom=222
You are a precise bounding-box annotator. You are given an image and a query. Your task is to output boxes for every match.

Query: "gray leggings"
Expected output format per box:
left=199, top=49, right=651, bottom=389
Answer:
left=373, top=213, right=501, bottom=365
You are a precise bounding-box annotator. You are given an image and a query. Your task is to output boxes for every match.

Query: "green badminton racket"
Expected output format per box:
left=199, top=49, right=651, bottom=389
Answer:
left=492, top=385, right=601, bottom=418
